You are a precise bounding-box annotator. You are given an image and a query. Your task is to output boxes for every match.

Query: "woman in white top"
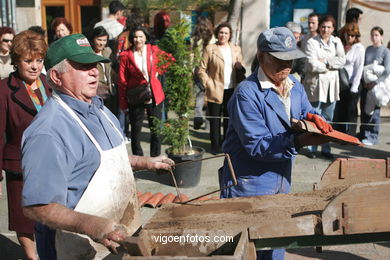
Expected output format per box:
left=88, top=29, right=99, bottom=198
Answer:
left=303, top=15, right=346, bottom=159
left=334, top=22, right=364, bottom=135
left=198, top=22, right=245, bottom=154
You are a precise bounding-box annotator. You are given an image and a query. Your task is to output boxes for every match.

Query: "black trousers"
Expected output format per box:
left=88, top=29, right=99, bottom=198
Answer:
left=207, top=88, right=234, bottom=151
left=333, top=87, right=360, bottom=135
left=129, top=102, right=162, bottom=157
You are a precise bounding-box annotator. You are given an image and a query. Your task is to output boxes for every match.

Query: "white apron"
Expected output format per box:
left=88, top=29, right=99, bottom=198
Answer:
left=53, top=94, right=140, bottom=260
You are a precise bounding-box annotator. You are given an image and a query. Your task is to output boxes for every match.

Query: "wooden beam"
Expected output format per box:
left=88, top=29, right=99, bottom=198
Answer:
left=249, top=215, right=319, bottom=239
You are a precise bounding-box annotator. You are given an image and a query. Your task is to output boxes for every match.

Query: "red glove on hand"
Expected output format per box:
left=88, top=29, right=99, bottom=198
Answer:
left=306, top=113, right=333, bottom=134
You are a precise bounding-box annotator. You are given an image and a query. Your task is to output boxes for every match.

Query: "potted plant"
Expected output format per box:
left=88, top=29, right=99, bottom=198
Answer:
left=155, top=19, right=205, bottom=187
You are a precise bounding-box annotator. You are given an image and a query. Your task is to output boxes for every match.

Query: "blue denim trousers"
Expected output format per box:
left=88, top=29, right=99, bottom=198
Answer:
left=308, top=101, right=336, bottom=154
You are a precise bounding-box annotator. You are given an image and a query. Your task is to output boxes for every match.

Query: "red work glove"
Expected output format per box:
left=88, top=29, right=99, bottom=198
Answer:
left=306, top=113, right=333, bottom=134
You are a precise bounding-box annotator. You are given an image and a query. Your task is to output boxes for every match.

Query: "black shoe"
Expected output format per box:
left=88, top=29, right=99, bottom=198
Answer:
left=321, top=152, right=334, bottom=160
left=194, top=117, right=204, bottom=130
left=307, top=152, right=316, bottom=159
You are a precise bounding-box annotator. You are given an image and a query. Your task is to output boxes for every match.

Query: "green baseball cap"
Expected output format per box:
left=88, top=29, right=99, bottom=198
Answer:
left=45, top=34, right=110, bottom=70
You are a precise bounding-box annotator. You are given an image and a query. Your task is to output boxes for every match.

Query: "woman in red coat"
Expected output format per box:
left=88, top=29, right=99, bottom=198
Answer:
left=118, top=26, right=166, bottom=157
left=0, top=30, right=51, bottom=260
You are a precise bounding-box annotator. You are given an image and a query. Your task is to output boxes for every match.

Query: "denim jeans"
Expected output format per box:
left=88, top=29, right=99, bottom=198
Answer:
left=308, top=101, right=336, bottom=154
left=358, top=87, right=380, bottom=144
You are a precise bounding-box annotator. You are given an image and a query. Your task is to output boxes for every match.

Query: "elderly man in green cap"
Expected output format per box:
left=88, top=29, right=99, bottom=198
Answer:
left=21, top=34, right=173, bottom=259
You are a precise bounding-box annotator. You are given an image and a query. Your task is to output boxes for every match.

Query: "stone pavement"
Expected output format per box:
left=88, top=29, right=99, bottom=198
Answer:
left=1, top=118, right=390, bottom=259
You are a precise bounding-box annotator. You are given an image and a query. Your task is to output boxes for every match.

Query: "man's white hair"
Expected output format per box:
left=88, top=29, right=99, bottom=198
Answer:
left=285, top=21, right=302, bottom=34
left=46, top=59, right=69, bottom=90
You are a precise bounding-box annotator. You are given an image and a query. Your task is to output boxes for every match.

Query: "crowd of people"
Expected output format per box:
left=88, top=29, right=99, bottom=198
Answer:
left=285, top=8, right=390, bottom=157
left=0, top=2, right=390, bottom=259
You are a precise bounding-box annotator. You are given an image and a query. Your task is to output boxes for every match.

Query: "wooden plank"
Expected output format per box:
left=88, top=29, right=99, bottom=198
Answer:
left=318, top=159, right=341, bottom=188
left=253, top=232, right=390, bottom=250
left=319, top=158, right=387, bottom=189
left=343, top=200, right=390, bottom=234
left=248, top=215, right=318, bottom=239
left=322, top=181, right=390, bottom=235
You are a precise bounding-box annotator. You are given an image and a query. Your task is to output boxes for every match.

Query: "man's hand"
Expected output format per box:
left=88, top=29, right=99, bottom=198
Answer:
left=306, top=113, right=333, bottom=134
left=146, top=155, right=175, bottom=171
left=129, top=155, right=174, bottom=172
left=93, top=222, right=129, bottom=255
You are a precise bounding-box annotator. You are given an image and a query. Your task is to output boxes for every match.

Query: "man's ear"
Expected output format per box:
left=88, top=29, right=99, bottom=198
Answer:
left=49, top=69, right=62, bottom=87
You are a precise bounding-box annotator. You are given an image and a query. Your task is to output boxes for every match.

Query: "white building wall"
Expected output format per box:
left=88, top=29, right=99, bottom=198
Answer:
left=241, top=0, right=270, bottom=73
left=15, top=0, right=41, bottom=32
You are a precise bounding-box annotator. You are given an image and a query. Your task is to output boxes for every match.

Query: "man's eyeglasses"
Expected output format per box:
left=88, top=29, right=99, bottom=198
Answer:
left=2, top=39, right=12, bottom=43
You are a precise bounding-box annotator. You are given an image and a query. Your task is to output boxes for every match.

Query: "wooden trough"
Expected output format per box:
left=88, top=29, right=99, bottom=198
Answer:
left=118, top=158, right=390, bottom=259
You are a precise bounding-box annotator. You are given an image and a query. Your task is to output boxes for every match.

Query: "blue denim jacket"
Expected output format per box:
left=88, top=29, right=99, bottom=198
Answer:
left=221, top=71, right=316, bottom=198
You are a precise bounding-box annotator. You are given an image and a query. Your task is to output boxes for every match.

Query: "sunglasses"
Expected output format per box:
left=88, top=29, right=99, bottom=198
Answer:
left=2, top=39, right=12, bottom=43
left=347, top=34, right=357, bottom=38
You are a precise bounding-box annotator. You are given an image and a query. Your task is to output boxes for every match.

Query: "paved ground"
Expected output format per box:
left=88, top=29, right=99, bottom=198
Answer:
left=1, top=117, right=390, bottom=259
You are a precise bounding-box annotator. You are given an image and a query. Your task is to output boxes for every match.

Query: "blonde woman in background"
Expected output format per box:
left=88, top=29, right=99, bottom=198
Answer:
left=198, top=22, right=245, bottom=155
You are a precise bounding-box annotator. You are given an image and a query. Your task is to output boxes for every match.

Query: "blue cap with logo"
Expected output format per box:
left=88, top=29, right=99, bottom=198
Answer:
left=257, top=27, right=306, bottom=60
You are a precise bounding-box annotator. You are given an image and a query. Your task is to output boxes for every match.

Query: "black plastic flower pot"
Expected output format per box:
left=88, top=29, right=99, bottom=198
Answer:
left=166, top=146, right=205, bottom=188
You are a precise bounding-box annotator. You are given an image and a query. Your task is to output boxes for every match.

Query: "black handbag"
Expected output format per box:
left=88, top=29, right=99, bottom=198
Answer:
left=126, top=84, right=152, bottom=106
left=339, top=67, right=350, bottom=91
left=126, top=46, right=154, bottom=106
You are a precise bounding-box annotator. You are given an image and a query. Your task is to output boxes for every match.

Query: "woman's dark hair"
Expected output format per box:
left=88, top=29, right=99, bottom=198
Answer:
left=92, top=26, right=109, bottom=38
left=129, top=26, right=151, bottom=44
left=338, top=22, right=361, bottom=46
left=89, top=26, right=109, bottom=50
left=214, top=22, right=232, bottom=42
left=192, top=16, right=214, bottom=50
left=0, top=26, right=15, bottom=38
left=153, top=11, right=171, bottom=40
left=317, top=15, right=337, bottom=34
left=51, top=17, right=73, bottom=34
left=371, top=26, right=384, bottom=36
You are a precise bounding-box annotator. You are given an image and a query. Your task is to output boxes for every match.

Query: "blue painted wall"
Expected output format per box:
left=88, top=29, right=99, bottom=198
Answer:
left=270, top=0, right=328, bottom=28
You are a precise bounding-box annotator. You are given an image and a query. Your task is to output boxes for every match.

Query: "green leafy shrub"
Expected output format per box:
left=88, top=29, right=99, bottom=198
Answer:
left=155, top=19, right=201, bottom=155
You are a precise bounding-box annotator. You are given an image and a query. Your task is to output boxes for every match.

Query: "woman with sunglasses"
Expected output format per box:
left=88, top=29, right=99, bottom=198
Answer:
left=0, top=26, right=15, bottom=80
left=334, top=22, right=365, bottom=135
